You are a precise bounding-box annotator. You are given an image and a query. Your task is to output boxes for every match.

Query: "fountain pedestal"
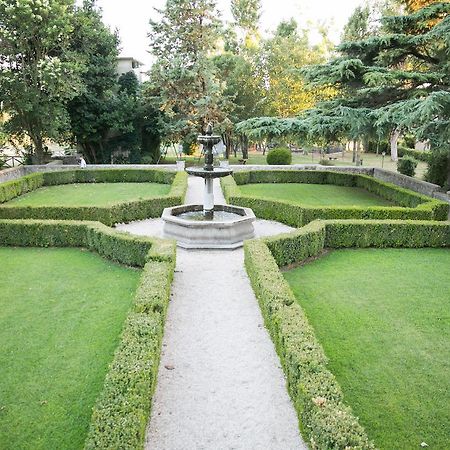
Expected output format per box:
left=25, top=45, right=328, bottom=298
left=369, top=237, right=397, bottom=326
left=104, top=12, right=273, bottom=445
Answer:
left=162, top=123, right=256, bottom=249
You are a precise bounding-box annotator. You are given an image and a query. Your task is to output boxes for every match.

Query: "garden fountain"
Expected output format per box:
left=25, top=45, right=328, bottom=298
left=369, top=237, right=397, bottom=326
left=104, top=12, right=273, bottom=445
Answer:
left=162, top=123, right=255, bottom=249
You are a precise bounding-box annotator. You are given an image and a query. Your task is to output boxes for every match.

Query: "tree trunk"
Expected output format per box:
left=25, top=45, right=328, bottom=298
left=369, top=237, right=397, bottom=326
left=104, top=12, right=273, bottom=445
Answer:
left=355, top=140, right=361, bottom=166
left=446, top=151, right=450, bottom=190
left=390, top=128, right=401, bottom=161
left=241, top=135, right=249, bottom=160
left=352, top=140, right=356, bottom=163
left=222, top=132, right=232, bottom=159
left=31, top=133, right=44, bottom=164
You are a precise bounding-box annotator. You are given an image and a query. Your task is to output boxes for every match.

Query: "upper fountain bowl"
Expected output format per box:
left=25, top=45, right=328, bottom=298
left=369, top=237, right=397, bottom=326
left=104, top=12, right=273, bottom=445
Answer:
left=197, top=134, right=221, bottom=146
left=186, top=166, right=232, bottom=179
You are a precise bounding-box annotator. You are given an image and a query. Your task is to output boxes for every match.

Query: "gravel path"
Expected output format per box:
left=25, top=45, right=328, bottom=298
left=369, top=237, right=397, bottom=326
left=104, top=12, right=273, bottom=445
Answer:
left=119, top=175, right=305, bottom=449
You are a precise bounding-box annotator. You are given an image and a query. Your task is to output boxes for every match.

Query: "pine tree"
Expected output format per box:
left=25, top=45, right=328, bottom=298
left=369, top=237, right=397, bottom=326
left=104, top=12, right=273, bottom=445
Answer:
left=301, top=2, right=450, bottom=170
left=147, top=0, right=225, bottom=144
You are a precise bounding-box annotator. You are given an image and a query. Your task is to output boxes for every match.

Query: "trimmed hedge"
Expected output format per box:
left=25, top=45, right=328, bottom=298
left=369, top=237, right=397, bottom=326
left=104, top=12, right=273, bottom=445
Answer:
left=244, top=239, right=375, bottom=449
left=221, top=171, right=448, bottom=226
left=84, top=257, right=174, bottom=449
left=0, top=218, right=176, bottom=449
left=265, top=219, right=450, bottom=267
left=0, top=169, right=188, bottom=226
left=245, top=219, right=450, bottom=448
left=398, top=146, right=431, bottom=162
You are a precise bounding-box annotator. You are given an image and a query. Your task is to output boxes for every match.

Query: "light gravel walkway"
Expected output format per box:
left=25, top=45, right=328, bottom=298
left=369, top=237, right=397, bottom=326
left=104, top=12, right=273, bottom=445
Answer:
left=120, top=176, right=305, bottom=449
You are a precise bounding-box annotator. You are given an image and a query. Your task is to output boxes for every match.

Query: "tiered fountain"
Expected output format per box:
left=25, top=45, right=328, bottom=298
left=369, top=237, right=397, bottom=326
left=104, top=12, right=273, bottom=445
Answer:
left=162, top=123, right=255, bottom=249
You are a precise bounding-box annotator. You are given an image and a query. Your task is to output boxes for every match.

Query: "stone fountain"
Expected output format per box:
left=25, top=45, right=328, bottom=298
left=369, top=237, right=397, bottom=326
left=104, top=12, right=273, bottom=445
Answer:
left=162, top=123, right=255, bottom=249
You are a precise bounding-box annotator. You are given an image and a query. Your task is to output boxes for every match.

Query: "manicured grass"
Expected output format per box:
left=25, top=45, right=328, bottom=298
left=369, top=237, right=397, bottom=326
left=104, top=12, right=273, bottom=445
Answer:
left=6, top=182, right=170, bottom=207
left=284, top=248, right=450, bottom=449
left=160, top=151, right=428, bottom=178
left=0, top=248, right=141, bottom=450
left=238, top=183, right=395, bottom=207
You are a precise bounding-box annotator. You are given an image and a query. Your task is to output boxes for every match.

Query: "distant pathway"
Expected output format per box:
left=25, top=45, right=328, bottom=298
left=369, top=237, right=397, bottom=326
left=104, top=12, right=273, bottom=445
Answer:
left=120, top=176, right=306, bottom=449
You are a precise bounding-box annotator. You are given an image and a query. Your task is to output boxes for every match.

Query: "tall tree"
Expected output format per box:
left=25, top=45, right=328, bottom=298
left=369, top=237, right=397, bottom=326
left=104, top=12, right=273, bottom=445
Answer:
left=147, top=0, right=225, bottom=144
left=301, top=2, right=450, bottom=168
left=341, top=5, right=372, bottom=42
left=0, top=0, right=83, bottom=163
left=263, top=19, right=333, bottom=117
left=67, top=0, right=121, bottom=163
left=231, top=0, right=261, bottom=48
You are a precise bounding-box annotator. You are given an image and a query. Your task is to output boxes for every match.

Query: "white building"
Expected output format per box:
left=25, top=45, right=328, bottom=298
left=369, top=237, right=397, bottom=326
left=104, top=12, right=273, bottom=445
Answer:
left=116, top=57, right=145, bottom=83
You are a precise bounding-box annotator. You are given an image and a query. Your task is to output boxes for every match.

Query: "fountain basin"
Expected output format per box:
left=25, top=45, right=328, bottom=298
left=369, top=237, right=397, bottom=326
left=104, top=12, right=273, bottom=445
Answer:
left=162, top=204, right=255, bottom=249
left=186, top=167, right=233, bottom=179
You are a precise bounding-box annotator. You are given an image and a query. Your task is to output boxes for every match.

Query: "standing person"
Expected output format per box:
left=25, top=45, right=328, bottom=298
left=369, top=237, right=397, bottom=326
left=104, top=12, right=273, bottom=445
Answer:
left=79, top=155, right=87, bottom=168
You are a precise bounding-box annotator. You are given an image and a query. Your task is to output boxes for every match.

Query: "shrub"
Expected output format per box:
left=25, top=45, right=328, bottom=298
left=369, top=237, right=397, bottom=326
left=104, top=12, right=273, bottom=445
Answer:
left=425, top=149, right=450, bottom=189
left=397, top=156, right=418, bottom=177
left=244, top=239, right=375, bottom=449
left=266, top=147, right=292, bottom=165
left=398, top=146, right=431, bottom=162
left=319, top=158, right=335, bottom=166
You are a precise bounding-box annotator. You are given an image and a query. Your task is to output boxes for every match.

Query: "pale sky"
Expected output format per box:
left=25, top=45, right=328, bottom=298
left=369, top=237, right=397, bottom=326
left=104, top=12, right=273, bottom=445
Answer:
left=92, top=0, right=364, bottom=71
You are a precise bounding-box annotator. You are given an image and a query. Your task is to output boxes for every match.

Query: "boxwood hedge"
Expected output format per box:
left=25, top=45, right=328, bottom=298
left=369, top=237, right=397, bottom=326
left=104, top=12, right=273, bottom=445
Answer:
left=0, top=218, right=176, bottom=449
left=0, top=169, right=188, bottom=226
left=221, top=170, right=448, bottom=227
left=245, top=219, right=450, bottom=448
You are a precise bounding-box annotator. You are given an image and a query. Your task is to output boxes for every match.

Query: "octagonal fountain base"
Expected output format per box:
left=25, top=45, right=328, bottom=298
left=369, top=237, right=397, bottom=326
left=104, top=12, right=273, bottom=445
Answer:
left=162, top=204, right=256, bottom=249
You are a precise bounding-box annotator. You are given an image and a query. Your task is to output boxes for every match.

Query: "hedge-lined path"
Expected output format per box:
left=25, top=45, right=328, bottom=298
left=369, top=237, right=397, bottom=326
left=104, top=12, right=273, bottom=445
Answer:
left=143, top=175, right=304, bottom=449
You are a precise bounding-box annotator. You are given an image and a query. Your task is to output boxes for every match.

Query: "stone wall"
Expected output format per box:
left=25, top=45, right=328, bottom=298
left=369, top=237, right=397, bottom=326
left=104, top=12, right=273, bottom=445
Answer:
left=0, top=167, right=27, bottom=184
left=373, top=168, right=440, bottom=197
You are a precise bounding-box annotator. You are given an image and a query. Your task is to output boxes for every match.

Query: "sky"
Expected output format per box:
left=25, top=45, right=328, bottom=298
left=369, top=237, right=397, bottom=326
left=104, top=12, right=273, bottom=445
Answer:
left=92, top=0, right=364, bottom=71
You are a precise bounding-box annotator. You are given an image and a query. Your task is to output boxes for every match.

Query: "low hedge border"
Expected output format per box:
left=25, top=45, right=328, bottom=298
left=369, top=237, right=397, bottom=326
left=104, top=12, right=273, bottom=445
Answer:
left=0, top=218, right=176, bottom=449
left=245, top=219, right=450, bottom=448
left=0, top=169, right=188, bottom=226
left=221, top=170, right=448, bottom=227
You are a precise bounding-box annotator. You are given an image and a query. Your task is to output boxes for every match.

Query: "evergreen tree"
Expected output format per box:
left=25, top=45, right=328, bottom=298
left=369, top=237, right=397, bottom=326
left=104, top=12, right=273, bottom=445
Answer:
left=147, top=0, right=225, bottom=144
left=67, top=0, right=121, bottom=163
left=301, top=2, right=450, bottom=173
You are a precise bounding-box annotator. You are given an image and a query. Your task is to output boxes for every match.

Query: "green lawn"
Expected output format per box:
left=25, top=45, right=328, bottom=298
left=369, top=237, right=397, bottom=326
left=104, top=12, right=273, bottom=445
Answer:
left=284, top=248, right=450, bottom=449
left=238, top=183, right=395, bottom=207
left=0, top=248, right=141, bottom=450
left=6, top=182, right=170, bottom=207
left=160, top=151, right=428, bottom=178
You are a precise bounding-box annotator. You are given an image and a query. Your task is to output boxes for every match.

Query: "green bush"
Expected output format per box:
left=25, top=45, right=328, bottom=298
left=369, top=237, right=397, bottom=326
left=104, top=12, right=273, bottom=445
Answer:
left=397, top=156, right=418, bottom=177
left=0, top=218, right=176, bottom=449
left=0, top=172, right=44, bottom=203
left=398, top=146, right=431, bottom=162
left=324, top=220, right=450, bottom=249
left=319, top=158, right=335, bottom=166
left=0, top=169, right=188, bottom=226
left=425, top=149, right=450, bottom=189
left=266, top=147, right=292, bottom=165
left=221, top=171, right=449, bottom=226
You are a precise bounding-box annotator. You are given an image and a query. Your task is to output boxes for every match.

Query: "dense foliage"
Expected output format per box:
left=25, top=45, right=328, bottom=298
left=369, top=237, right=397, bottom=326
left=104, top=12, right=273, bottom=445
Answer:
left=397, top=155, right=418, bottom=176
left=266, top=147, right=292, bottom=165
left=0, top=0, right=83, bottom=163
